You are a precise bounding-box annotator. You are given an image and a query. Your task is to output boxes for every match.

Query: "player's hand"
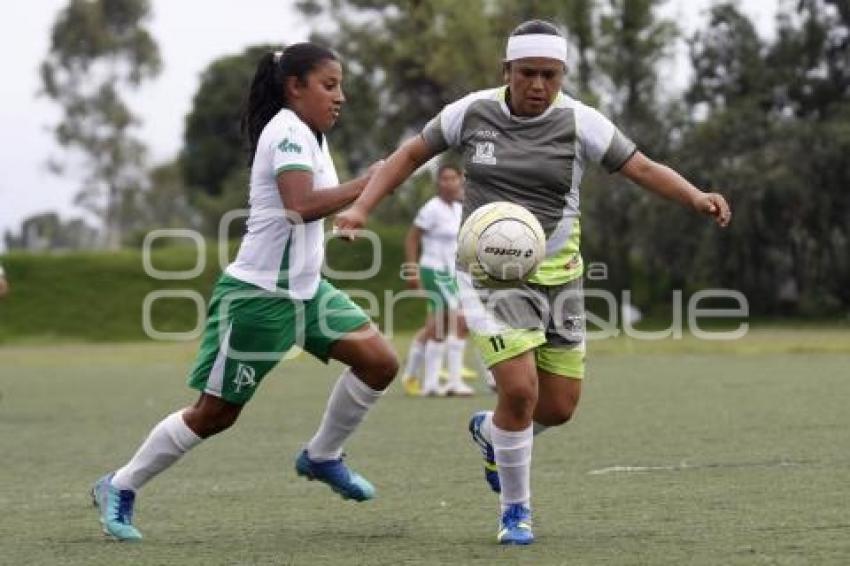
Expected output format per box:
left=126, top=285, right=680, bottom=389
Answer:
left=333, top=206, right=368, bottom=241
left=695, top=192, right=731, bottom=227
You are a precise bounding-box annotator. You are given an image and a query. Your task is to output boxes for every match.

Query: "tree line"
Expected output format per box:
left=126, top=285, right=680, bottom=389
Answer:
left=10, top=0, right=849, bottom=317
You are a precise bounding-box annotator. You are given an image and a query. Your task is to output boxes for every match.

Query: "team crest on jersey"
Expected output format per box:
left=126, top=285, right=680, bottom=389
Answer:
left=472, top=141, right=497, bottom=165
left=233, top=363, right=257, bottom=393
left=278, top=137, right=303, bottom=154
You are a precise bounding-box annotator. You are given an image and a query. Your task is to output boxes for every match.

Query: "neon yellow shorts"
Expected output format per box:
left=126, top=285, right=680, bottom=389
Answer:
left=470, top=330, right=585, bottom=378
left=459, top=273, right=586, bottom=379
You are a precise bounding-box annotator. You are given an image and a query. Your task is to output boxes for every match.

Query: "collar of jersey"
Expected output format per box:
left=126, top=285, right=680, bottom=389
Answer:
left=282, top=108, right=326, bottom=150
left=498, top=87, right=564, bottom=123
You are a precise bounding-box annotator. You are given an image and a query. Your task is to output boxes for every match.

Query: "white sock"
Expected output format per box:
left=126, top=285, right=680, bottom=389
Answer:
left=111, top=410, right=202, bottom=492
left=306, top=369, right=384, bottom=461
left=479, top=411, right=548, bottom=445
left=491, top=422, right=533, bottom=512
left=421, top=340, right=445, bottom=393
left=403, top=339, right=426, bottom=377
left=446, top=336, right=465, bottom=386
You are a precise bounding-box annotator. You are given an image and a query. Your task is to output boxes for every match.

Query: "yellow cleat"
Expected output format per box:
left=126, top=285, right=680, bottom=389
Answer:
left=401, top=375, right=421, bottom=396
left=439, top=367, right=478, bottom=381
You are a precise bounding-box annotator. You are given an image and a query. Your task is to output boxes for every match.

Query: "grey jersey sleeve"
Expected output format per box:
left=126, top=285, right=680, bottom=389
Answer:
left=421, top=90, right=498, bottom=154
left=577, top=103, right=637, bottom=173
left=422, top=115, right=449, bottom=153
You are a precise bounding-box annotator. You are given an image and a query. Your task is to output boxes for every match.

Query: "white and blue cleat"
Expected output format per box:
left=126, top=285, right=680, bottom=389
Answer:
left=497, top=504, right=534, bottom=545
left=295, top=449, right=375, bottom=502
left=91, top=473, right=143, bottom=541
left=469, top=411, right=500, bottom=493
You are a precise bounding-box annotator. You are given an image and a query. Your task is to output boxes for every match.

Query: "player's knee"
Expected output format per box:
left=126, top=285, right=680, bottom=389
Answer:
left=545, top=405, right=575, bottom=426
left=536, top=396, right=579, bottom=427
left=186, top=402, right=241, bottom=438
left=357, top=348, right=399, bottom=386
left=202, top=411, right=239, bottom=437
left=499, top=381, right=538, bottom=419
left=375, top=350, right=400, bottom=382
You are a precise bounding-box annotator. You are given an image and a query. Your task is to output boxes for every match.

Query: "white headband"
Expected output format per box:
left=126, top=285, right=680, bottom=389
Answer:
left=505, top=34, right=567, bottom=64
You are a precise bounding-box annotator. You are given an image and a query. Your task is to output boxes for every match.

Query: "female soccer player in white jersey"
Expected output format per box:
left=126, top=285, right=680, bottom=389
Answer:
left=401, top=163, right=475, bottom=397
left=91, top=43, right=398, bottom=541
left=335, top=20, right=731, bottom=545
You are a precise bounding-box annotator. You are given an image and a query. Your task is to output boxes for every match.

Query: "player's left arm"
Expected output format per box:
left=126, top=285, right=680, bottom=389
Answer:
left=619, top=151, right=732, bottom=227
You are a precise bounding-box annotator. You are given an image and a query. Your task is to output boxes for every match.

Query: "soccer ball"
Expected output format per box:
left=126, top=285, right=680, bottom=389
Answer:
left=457, top=201, right=545, bottom=287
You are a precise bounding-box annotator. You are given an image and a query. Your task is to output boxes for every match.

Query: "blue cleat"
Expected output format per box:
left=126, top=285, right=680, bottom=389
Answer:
left=469, top=411, right=500, bottom=493
left=91, top=473, right=143, bottom=541
left=295, top=449, right=375, bottom=502
left=497, top=504, right=534, bottom=545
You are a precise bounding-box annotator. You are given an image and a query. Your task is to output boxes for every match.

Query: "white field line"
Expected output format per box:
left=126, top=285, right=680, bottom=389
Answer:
left=588, top=464, right=681, bottom=475
left=588, top=459, right=803, bottom=475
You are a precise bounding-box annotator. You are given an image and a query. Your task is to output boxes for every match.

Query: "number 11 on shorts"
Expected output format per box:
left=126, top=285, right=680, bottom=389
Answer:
left=489, top=335, right=506, bottom=352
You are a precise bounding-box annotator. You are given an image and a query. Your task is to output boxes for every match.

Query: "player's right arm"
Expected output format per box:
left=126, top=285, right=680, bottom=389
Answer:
left=334, top=135, right=436, bottom=235
left=277, top=165, right=381, bottom=223
left=336, top=89, right=491, bottom=236
left=404, top=225, right=423, bottom=290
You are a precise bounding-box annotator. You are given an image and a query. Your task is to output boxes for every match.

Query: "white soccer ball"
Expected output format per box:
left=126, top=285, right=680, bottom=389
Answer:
left=457, top=201, right=546, bottom=287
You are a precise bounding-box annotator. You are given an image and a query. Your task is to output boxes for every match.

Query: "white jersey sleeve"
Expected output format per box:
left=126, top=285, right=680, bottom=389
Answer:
left=271, top=120, right=316, bottom=176
left=413, top=200, right=436, bottom=231
left=575, top=102, right=637, bottom=173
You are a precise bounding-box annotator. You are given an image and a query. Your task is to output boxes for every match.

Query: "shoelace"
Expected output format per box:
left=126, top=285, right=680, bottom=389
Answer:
left=503, top=505, right=529, bottom=528
left=115, top=490, right=136, bottom=524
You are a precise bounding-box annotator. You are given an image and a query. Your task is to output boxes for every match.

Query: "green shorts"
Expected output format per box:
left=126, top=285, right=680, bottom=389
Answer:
left=187, top=274, right=370, bottom=404
left=458, top=273, right=586, bottom=379
left=419, top=266, right=459, bottom=313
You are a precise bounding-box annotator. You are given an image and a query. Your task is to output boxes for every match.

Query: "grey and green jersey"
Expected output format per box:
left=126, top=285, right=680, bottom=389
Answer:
left=421, top=86, right=636, bottom=285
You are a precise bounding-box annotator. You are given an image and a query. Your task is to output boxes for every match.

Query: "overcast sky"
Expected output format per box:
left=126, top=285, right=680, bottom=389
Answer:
left=0, top=0, right=777, bottom=251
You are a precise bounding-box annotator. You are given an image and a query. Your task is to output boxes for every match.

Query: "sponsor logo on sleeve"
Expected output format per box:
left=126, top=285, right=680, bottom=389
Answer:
left=278, top=138, right=303, bottom=154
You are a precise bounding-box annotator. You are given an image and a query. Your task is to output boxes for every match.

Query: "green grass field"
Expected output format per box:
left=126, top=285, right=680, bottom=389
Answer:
left=1, top=331, right=849, bottom=565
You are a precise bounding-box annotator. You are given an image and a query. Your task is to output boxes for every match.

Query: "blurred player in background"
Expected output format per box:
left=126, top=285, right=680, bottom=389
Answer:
left=0, top=261, right=8, bottom=299
left=91, top=42, right=397, bottom=542
left=335, top=20, right=730, bottom=545
left=400, top=163, right=475, bottom=397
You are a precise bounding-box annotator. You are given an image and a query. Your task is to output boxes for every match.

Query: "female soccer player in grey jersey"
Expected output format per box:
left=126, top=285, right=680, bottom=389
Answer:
left=336, top=20, right=731, bottom=545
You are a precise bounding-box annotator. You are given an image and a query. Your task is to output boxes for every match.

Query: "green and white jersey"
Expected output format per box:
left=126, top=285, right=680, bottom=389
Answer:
left=225, top=109, right=339, bottom=299
left=422, top=86, right=636, bottom=285
left=414, top=196, right=462, bottom=272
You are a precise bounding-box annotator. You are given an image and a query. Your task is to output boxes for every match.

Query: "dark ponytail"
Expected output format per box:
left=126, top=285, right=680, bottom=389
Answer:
left=241, top=42, right=338, bottom=159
